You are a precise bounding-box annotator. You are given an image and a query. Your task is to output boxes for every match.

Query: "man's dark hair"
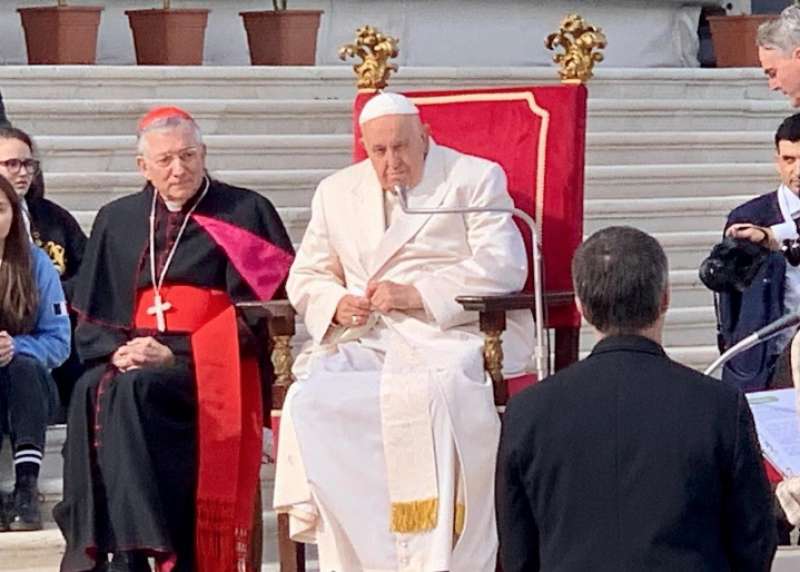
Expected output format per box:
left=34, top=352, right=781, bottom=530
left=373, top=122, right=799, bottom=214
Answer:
left=572, top=226, right=668, bottom=334
left=775, top=113, right=800, bottom=148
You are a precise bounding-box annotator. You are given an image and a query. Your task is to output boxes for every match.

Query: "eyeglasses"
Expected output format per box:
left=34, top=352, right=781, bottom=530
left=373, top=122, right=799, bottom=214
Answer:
left=148, top=147, right=202, bottom=169
left=0, top=158, right=40, bottom=175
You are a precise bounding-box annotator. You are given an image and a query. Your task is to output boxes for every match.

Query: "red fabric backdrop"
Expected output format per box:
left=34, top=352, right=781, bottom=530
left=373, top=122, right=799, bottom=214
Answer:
left=352, top=85, right=587, bottom=328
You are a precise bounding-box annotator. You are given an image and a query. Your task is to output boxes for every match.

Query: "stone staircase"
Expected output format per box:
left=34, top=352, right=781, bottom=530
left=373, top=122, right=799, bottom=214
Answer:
left=0, top=65, right=799, bottom=570
left=0, top=65, right=788, bottom=369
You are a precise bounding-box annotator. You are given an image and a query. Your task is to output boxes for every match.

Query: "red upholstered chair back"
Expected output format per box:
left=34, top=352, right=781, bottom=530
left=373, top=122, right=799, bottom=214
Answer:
left=352, top=85, right=587, bottom=330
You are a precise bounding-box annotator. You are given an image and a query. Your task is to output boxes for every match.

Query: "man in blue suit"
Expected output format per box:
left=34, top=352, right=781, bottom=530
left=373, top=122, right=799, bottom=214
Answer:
left=719, top=113, right=800, bottom=392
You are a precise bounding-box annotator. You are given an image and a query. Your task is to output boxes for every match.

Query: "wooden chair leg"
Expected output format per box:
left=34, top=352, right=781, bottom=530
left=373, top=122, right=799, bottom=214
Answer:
left=554, top=326, right=580, bottom=371
left=277, top=512, right=305, bottom=572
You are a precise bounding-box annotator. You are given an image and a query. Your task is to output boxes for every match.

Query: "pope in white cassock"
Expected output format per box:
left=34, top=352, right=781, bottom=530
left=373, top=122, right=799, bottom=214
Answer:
left=273, top=93, right=536, bottom=572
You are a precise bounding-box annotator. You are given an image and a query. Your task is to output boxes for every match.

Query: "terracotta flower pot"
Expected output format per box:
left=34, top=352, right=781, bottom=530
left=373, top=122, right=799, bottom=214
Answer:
left=17, top=6, right=104, bottom=65
left=707, top=14, right=773, bottom=67
left=240, top=10, right=323, bottom=66
left=126, top=9, right=210, bottom=66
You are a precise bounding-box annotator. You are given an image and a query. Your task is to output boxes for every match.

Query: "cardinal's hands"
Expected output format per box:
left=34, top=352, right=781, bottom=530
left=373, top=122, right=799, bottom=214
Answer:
left=112, top=336, right=175, bottom=372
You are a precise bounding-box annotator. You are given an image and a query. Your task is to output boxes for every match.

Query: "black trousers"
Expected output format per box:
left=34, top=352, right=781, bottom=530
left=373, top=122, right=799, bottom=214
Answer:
left=0, top=354, right=55, bottom=452
left=56, top=363, right=198, bottom=572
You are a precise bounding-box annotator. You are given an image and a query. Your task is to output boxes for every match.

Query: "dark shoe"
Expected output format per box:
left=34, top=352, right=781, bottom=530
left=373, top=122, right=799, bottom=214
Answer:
left=8, top=478, right=42, bottom=532
left=109, top=552, right=151, bottom=572
left=0, top=491, right=9, bottom=532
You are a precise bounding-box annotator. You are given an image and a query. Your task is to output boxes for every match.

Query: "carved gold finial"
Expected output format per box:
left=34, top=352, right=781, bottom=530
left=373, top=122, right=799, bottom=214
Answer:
left=483, top=330, right=508, bottom=407
left=338, top=25, right=399, bottom=91
left=272, top=335, right=295, bottom=388
left=545, top=14, right=607, bottom=84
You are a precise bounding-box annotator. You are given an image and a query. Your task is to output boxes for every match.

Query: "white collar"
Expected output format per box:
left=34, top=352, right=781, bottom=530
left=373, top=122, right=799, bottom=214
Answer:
left=778, top=184, right=800, bottom=221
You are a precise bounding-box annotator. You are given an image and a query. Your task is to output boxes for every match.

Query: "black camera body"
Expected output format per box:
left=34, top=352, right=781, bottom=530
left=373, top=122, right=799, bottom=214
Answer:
left=781, top=238, right=800, bottom=266
left=699, top=237, right=770, bottom=293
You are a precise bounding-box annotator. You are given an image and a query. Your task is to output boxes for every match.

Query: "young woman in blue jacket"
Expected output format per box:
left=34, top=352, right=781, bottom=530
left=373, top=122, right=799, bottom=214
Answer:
left=0, top=175, right=70, bottom=531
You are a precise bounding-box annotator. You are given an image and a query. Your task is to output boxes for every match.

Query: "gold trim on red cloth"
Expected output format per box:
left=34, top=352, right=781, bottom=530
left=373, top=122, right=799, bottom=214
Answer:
left=405, top=92, right=550, bottom=242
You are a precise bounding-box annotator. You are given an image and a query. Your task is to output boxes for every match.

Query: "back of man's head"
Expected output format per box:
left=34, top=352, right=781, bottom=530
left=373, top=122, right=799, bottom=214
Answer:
left=776, top=112, right=800, bottom=148
left=572, top=226, right=668, bottom=335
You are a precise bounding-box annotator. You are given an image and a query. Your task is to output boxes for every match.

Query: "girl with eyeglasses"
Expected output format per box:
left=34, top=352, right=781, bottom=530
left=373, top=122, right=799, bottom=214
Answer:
left=0, top=175, right=70, bottom=532
left=0, top=127, right=87, bottom=418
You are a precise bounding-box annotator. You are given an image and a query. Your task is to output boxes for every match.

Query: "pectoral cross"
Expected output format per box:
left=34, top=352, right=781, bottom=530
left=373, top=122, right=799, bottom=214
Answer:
left=147, top=293, right=172, bottom=332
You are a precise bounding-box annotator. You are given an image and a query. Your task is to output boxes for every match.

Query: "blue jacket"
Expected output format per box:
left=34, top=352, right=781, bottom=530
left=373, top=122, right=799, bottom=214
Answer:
left=718, top=191, right=786, bottom=392
left=13, top=246, right=71, bottom=370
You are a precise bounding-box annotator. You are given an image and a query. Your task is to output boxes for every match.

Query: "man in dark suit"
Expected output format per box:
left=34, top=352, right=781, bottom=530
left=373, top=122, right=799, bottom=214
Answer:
left=496, top=226, right=777, bottom=572
left=717, top=113, right=800, bottom=393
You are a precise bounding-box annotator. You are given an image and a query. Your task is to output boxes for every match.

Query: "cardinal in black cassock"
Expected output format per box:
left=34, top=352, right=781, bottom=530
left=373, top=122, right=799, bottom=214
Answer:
left=54, top=107, right=294, bottom=572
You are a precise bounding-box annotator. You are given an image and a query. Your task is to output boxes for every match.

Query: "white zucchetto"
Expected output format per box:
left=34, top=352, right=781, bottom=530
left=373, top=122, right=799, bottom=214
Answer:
left=358, top=92, right=419, bottom=125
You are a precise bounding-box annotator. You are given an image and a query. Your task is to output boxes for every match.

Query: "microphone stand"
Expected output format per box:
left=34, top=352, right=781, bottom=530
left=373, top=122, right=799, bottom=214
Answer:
left=394, top=185, right=549, bottom=381
left=704, top=313, right=800, bottom=377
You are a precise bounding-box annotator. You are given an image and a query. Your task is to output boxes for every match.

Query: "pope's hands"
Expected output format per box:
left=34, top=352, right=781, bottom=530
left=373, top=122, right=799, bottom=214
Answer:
left=112, top=336, right=175, bottom=372
left=726, top=223, right=779, bottom=251
left=0, top=331, right=14, bottom=367
left=334, top=294, right=372, bottom=327
left=333, top=281, right=424, bottom=327
left=777, top=476, right=800, bottom=526
left=366, top=280, right=423, bottom=313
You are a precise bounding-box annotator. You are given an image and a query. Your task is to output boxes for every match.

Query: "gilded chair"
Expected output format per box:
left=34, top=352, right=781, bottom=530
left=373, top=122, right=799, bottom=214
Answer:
left=263, top=15, right=603, bottom=571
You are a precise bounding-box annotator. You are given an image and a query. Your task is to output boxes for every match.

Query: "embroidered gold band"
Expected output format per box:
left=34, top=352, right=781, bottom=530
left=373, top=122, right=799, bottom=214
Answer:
left=390, top=498, right=438, bottom=533
left=454, top=503, right=465, bottom=537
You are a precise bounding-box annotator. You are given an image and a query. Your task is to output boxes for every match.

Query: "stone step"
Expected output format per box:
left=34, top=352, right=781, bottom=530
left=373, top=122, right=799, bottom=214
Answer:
left=653, top=230, right=720, bottom=271
left=0, top=67, right=787, bottom=102
left=40, top=165, right=769, bottom=214
left=586, top=163, right=772, bottom=200
left=8, top=99, right=354, bottom=136
left=579, top=306, right=717, bottom=351
left=584, top=195, right=747, bottom=234
left=587, top=99, right=791, bottom=132
left=587, top=131, right=776, bottom=166
left=3, top=522, right=799, bottom=572
left=6, top=98, right=793, bottom=136
left=36, top=135, right=354, bottom=173
left=33, top=132, right=780, bottom=173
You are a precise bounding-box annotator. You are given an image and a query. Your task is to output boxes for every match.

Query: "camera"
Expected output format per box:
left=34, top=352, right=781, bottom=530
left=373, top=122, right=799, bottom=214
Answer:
left=699, top=237, right=770, bottom=293
left=781, top=238, right=800, bottom=266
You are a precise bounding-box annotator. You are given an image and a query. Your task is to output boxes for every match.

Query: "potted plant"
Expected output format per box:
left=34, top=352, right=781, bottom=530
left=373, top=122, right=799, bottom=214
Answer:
left=126, top=0, right=210, bottom=65
left=240, top=1, right=323, bottom=65
left=706, top=4, right=776, bottom=67
left=17, top=0, right=104, bottom=65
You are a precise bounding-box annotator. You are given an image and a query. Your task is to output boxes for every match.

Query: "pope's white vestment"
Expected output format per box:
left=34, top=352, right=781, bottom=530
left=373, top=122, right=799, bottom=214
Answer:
left=273, top=140, right=535, bottom=572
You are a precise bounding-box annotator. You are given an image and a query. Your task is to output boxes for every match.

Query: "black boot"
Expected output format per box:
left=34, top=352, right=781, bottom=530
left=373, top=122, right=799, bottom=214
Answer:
left=8, top=476, right=42, bottom=531
left=109, top=552, right=151, bottom=572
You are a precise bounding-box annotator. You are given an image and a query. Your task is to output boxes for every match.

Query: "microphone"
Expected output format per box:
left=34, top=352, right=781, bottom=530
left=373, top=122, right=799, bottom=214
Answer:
left=704, top=311, right=800, bottom=377
left=391, top=184, right=549, bottom=381
left=393, top=184, right=408, bottom=209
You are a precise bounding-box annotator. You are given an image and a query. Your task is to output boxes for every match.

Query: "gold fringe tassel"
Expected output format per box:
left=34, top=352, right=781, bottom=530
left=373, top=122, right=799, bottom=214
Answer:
left=454, top=503, right=465, bottom=537
left=390, top=498, right=438, bottom=533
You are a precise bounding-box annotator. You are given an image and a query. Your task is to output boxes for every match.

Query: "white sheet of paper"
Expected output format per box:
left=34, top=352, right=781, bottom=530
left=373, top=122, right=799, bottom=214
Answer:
left=746, top=388, right=800, bottom=478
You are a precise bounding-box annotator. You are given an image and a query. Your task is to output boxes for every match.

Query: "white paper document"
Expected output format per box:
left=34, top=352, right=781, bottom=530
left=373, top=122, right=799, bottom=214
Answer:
left=747, top=388, right=800, bottom=478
